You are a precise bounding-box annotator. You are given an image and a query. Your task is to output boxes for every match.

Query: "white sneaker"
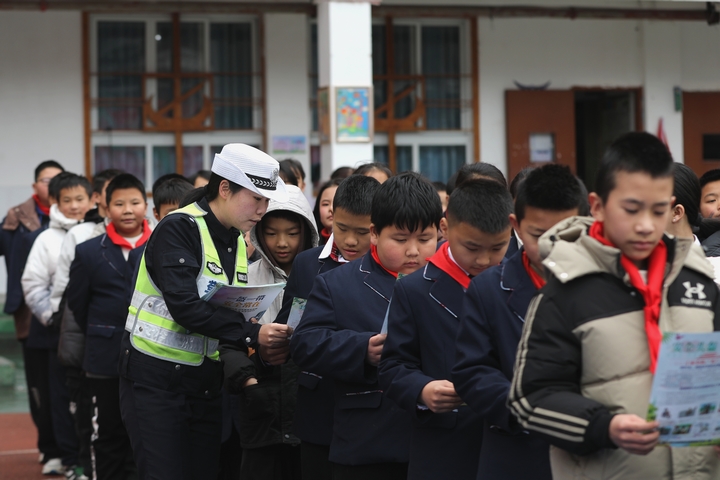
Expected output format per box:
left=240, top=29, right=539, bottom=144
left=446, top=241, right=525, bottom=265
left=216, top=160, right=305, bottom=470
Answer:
left=38, top=452, right=45, bottom=464
left=42, top=458, right=66, bottom=475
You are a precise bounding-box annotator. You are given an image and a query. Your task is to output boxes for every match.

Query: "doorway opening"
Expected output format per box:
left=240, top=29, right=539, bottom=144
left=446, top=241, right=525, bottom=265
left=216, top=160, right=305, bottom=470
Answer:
left=575, top=90, right=638, bottom=190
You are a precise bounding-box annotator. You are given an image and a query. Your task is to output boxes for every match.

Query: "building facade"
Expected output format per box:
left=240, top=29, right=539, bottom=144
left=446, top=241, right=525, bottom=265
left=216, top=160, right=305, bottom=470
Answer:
left=2, top=0, right=720, bottom=286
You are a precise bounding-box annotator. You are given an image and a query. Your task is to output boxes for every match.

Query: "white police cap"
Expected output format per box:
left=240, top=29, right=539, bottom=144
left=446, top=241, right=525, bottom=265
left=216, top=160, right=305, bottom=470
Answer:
left=211, top=143, right=289, bottom=203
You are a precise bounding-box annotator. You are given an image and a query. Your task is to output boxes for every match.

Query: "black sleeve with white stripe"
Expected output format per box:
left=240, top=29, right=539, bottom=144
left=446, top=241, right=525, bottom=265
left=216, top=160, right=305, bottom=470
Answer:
left=508, top=293, right=617, bottom=455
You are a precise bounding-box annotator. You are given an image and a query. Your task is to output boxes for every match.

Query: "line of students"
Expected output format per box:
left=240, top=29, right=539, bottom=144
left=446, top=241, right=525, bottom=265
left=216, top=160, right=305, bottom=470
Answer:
left=8, top=131, right=720, bottom=480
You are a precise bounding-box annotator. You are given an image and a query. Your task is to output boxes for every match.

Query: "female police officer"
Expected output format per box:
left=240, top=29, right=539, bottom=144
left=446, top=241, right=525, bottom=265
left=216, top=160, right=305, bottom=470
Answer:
left=119, top=144, right=293, bottom=479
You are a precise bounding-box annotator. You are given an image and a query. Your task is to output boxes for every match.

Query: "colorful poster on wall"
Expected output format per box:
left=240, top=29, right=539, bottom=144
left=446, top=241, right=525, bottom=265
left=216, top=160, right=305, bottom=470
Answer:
left=335, top=87, right=373, bottom=143
left=272, top=136, right=307, bottom=154
left=318, top=87, right=331, bottom=145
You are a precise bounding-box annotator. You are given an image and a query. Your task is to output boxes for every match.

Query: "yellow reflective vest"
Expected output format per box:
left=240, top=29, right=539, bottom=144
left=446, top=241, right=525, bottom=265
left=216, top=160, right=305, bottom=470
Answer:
left=125, top=202, right=247, bottom=366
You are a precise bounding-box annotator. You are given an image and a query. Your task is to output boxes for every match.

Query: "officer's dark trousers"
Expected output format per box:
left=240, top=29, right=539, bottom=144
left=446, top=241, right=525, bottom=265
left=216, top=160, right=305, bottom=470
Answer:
left=331, top=462, right=409, bottom=480
left=119, top=376, right=222, bottom=480
left=300, top=442, right=332, bottom=480
left=88, top=377, right=137, bottom=480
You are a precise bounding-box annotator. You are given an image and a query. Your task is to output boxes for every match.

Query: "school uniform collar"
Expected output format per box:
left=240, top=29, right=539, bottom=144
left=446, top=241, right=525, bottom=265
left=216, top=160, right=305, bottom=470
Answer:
left=446, top=246, right=471, bottom=277
left=198, top=197, right=241, bottom=246
left=99, top=234, right=130, bottom=279
left=359, top=252, right=395, bottom=302
left=499, top=248, right=537, bottom=323
left=319, top=233, right=349, bottom=263
left=423, top=262, right=465, bottom=319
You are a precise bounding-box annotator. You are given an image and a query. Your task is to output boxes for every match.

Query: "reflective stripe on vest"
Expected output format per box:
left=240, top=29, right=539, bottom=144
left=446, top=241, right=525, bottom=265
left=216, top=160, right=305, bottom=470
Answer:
left=126, top=202, right=247, bottom=366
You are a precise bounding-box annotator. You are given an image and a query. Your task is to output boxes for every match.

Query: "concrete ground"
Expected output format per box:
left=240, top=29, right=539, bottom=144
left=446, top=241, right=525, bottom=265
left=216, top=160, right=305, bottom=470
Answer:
left=0, top=412, right=63, bottom=480
left=0, top=312, right=60, bottom=479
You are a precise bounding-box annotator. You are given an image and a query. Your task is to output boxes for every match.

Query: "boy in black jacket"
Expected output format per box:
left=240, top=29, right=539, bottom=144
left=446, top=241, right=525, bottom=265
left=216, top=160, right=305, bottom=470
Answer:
left=291, top=172, right=441, bottom=480
left=379, top=179, right=513, bottom=480
left=509, top=133, right=720, bottom=479
left=283, top=174, right=380, bottom=480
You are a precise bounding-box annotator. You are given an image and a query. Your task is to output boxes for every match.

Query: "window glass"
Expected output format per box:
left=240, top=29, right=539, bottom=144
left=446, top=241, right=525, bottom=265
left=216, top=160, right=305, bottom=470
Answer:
left=95, top=146, right=146, bottom=184
left=211, top=23, right=254, bottom=129
left=97, top=22, right=145, bottom=130
left=419, top=146, right=466, bottom=182
left=422, top=26, right=461, bottom=130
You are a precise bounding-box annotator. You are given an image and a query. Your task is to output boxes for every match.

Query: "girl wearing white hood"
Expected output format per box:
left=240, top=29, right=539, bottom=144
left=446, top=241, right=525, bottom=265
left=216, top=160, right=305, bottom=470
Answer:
left=221, top=185, right=318, bottom=480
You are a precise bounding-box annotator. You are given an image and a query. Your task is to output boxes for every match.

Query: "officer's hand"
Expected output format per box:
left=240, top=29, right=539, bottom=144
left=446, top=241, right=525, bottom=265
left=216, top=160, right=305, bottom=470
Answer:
left=259, top=344, right=290, bottom=365
left=419, top=380, right=463, bottom=413
left=609, top=414, right=659, bottom=455
left=258, top=323, right=292, bottom=348
left=366, top=334, right=386, bottom=366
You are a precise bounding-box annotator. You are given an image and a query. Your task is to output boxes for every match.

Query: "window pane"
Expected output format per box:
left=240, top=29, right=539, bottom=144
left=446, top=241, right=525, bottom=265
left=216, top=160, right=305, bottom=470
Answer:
left=419, top=146, right=466, bottom=182
left=153, top=146, right=176, bottom=180
left=397, top=146, right=412, bottom=173
left=422, top=26, right=461, bottom=130
left=374, top=145, right=412, bottom=173
left=98, top=22, right=145, bottom=73
left=181, top=23, right=204, bottom=72
left=372, top=25, right=387, bottom=120
left=310, top=23, right=319, bottom=132
left=97, top=22, right=145, bottom=130
left=393, top=26, right=416, bottom=120
left=153, top=146, right=204, bottom=181
left=156, top=22, right=173, bottom=73
left=184, top=146, right=204, bottom=175
left=211, top=23, right=253, bottom=129
left=95, top=146, right=146, bottom=185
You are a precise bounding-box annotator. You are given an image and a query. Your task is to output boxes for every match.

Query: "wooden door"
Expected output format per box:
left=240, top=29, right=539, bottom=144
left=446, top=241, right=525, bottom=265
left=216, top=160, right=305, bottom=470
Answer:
left=505, top=90, right=576, bottom=181
left=683, top=92, right=720, bottom=175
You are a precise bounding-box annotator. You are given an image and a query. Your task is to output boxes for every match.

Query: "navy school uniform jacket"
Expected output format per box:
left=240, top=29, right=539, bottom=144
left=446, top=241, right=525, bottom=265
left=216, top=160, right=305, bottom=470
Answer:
left=451, top=249, right=552, bottom=480
left=283, top=244, right=342, bottom=446
left=291, top=252, right=411, bottom=466
left=67, top=234, right=134, bottom=377
left=378, top=262, right=483, bottom=480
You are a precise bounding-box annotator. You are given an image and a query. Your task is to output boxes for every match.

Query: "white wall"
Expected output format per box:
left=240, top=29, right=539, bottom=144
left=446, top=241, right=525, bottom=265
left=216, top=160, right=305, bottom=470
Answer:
left=264, top=13, right=312, bottom=196
left=0, top=11, right=84, bottom=294
left=478, top=17, right=720, bottom=174
left=478, top=17, right=644, bottom=173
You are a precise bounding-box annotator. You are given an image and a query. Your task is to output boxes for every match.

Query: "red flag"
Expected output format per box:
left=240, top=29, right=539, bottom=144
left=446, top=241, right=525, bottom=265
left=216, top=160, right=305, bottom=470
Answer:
left=657, top=117, right=669, bottom=148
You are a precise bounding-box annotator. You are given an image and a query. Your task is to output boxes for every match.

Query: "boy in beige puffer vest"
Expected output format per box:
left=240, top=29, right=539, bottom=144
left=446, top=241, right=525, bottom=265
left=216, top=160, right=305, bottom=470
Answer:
left=510, top=132, right=720, bottom=480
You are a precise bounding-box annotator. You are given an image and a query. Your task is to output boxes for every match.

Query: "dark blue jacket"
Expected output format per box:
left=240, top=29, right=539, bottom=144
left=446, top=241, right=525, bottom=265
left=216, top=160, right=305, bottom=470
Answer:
left=504, top=233, right=520, bottom=260
left=451, top=249, right=551, bottom=480
left=379, top=262, right=483, bottom=480
left=1, top=199, right=49, bottom=315
left=291, top=252, right=411, bottom=466
left=67, top=234, right=134, bottom=377
left=283, top=245, right=342, bottom=446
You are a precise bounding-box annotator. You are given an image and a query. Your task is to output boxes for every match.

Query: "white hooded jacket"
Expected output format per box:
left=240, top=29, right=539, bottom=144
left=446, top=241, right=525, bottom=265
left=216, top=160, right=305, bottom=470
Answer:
left=248, top=185, right=318, bottom=324
left=22, top=204, right=81, bottom=326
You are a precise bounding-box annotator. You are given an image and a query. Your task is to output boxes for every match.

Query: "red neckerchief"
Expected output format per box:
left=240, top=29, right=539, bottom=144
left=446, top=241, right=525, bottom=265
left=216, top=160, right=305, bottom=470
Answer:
left=320, top=227, right=331, bottom=244
left=522, top=251, right=546, bottom=290
left=371, top=244, right=398, bottom=278
left=329, top=241, right=342, bottom=263
left=427, top=242, right=471, bottom=289
left=588, top=221, right=666, bottom=373
left=32, top=194, right=50, bottom=216
left=106, top=220, right=151, bottom=250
